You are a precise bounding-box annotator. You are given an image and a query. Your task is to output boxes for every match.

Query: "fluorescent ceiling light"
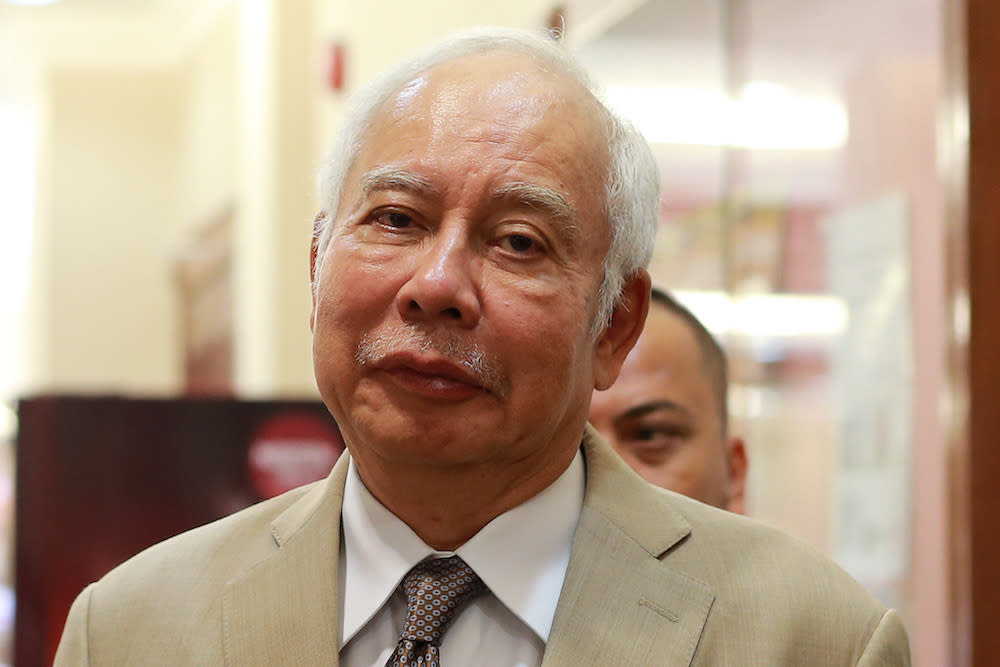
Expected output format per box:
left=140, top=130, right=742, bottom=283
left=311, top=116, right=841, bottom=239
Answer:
left=673, top=290, right=849, bottom=339
left=606, top=82, right=848, bottom=150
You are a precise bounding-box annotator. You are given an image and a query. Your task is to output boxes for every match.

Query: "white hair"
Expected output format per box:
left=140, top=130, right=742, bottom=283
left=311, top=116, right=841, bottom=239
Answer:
left=314, top=26, right=659, bottom=334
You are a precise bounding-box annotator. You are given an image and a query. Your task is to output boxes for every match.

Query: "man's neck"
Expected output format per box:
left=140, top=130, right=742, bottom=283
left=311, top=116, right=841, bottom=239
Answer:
left=351, top=446, right=579, bottom=550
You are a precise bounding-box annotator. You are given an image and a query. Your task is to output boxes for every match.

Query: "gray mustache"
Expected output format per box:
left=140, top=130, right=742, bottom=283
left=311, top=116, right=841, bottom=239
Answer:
left=355, top=328, right=508, bottom=397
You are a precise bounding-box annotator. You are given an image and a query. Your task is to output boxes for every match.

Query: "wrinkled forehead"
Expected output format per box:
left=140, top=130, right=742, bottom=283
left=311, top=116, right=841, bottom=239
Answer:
left=369, top=50, right=612, bottom=167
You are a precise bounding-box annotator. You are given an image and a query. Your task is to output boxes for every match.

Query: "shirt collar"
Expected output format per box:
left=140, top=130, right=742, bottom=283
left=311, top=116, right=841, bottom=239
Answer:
left=340, top=450, right=584, bottom=647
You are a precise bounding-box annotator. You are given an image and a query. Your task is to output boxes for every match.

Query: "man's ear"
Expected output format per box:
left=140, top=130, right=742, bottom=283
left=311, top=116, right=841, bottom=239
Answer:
left=724, top=435, right=749, bottom=515
left=309, top=211, right=326, bottom=332
left=592, top=270, right=651, bottom=390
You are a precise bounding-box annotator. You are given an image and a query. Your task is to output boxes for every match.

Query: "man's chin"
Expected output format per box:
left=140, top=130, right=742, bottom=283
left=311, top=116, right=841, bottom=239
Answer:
left=351, top=433, right=496, bottom=471
left=349, top=406, right=500, bottom=457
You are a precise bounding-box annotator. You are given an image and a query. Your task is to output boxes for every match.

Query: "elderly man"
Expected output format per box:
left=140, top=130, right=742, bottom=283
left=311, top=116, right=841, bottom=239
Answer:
left=55, top=28, right=910, bottom=665
left=590, top=288, right=748, bottom=513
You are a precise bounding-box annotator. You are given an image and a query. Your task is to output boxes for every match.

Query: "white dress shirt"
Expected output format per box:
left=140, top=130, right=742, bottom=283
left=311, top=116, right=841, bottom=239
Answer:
left=338, top=451, right=584, bottom=667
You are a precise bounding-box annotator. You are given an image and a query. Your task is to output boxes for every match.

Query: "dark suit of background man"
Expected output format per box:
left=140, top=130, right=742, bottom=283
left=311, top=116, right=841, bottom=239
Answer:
left=590, top=287, right=749, bottom=513
left=55, top=27, right=911, bottom=665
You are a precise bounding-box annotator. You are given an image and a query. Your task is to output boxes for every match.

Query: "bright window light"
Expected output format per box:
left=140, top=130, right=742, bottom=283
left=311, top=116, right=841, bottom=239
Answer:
left=606, top=82, right=848, bottom=150
left=673, top=290, right=849, bottom=339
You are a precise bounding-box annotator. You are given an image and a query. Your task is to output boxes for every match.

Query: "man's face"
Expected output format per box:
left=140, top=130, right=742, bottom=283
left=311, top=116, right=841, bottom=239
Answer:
left=311, top=53, right=640, bottom=479
left=589, top=306, right=744, bottom=511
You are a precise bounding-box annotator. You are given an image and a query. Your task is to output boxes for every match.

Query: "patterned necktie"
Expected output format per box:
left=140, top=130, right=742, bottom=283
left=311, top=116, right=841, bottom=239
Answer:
left=385, top=556, right=486, bottom=667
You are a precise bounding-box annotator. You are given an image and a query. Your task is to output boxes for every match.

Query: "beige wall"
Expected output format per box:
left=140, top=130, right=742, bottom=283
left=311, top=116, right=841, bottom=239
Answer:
left=41, top=70, right=183, bottom=393
left=177, top=8, right=238, bottom=239
left=32, top=9, right=245, bottom=395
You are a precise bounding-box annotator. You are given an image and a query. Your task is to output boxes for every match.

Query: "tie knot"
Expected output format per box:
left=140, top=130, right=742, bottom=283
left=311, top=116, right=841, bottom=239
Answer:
left=399, top=556, right=486, bottom=646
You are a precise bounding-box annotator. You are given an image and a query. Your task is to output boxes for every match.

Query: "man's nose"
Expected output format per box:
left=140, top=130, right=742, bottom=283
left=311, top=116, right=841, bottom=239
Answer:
left=395, top=230, right=482, bottom=328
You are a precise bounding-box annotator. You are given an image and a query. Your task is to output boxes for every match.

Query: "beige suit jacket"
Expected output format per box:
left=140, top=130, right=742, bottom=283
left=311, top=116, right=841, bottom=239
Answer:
left=55, top=427, right=910, bottom=665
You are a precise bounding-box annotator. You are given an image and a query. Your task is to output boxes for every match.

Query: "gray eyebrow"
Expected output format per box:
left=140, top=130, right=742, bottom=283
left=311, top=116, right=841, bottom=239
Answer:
left=360, top=167, right=440, bottom=199
left=493, top=181, right=573, bottom=219
left=493, top=182, right=580, bottom=243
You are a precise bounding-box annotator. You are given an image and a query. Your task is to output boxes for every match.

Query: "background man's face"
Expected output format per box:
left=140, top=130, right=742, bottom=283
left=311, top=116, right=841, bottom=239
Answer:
left=589, top=306, right=744, bottom=511
left=311, top=52, right=624, bottom=475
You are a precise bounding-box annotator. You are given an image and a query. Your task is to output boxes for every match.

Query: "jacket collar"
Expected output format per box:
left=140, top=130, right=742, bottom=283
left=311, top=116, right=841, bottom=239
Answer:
left=541, top=426, right=714, bottom=666
left=222, top=426, right=713, bottom=666
left=222, top=451, right=350, bottom=666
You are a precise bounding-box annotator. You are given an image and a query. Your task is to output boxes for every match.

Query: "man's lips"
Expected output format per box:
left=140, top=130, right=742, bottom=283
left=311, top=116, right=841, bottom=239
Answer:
left=372, top=353, right=487, bottom=399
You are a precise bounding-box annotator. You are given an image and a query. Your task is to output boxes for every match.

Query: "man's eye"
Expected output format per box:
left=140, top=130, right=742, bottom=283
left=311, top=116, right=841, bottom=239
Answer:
left=374, top=211, right=413, bottom=229
left=499, top=234, right=538, bottom=254
left=635, top=427, right=670, bottom=442
left=633, top=424, right=687, bottom=443
left=624, top=425, right=687, bottom=465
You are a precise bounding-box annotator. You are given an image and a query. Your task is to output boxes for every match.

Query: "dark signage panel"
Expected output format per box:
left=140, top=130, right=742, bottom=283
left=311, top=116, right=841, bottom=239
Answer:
left=15, top=395, right=343, bottom=667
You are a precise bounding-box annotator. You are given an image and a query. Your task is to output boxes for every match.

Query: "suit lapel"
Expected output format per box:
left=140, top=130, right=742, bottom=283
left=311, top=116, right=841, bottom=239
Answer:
left=222, top=453, right=351, bottom=666
left=219, top=429, right=713, bottom=665
left=542, top=427, right=715, bottom=667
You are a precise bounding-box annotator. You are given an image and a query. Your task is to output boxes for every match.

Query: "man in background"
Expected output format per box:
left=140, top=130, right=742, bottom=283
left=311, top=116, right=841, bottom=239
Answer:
left=590, top=287, right=748, bottom=512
